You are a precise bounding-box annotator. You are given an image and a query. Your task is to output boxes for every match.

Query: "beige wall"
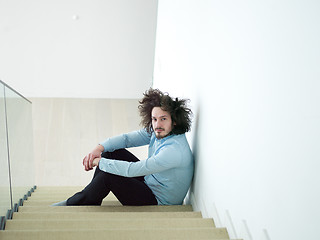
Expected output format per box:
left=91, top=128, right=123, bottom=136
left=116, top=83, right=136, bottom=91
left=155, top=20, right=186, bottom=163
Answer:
left=31, top=98, right=147, bottom=186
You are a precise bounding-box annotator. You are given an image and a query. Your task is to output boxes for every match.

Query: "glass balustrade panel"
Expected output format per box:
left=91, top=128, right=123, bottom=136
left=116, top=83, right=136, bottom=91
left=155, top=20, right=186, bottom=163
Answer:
left=5, top=86, right=34, bottom=205
left=0, top=82, right=12, bottom=217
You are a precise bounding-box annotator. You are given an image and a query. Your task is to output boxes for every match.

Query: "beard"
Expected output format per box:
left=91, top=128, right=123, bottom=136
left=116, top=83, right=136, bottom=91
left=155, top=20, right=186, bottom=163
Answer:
left=155, top=128, right=172, bottom=139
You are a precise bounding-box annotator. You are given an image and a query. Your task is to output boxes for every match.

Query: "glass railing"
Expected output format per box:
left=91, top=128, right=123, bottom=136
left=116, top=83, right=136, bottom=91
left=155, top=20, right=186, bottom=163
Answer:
left=0, top=80, right=35, bottom=229
left=0, top=82, right=11, bottom=225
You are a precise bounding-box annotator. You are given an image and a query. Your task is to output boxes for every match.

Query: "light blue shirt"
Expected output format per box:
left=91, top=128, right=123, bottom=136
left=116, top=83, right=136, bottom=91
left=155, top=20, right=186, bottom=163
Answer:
left=99, top=129, right=194, bottom=205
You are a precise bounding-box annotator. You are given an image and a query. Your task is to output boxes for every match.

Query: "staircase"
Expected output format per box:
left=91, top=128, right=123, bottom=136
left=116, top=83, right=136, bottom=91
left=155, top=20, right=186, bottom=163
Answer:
left=0, top=186, right=236, bottom=240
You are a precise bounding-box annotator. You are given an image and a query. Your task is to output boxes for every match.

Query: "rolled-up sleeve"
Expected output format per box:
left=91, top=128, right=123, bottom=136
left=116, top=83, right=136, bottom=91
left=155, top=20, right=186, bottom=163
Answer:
left=99, top=129, right=151, bottom=153
left=99, top=143, right=182, bottom=177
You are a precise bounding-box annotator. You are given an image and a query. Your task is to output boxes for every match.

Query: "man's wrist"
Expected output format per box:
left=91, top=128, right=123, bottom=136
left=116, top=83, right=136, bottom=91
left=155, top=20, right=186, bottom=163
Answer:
left=97, top=144, right=105, bottom=152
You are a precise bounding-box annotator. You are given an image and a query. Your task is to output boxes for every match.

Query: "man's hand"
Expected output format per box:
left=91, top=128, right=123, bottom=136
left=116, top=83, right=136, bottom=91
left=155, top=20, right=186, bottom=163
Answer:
left=92, top=157, right=101, bottom=168
left=83, top=145, right=104, bottom=171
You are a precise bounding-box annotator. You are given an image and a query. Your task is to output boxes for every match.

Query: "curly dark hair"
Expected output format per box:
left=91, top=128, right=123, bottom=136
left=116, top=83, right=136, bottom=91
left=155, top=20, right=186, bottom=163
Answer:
left=138, top=88, right=192, bottom=135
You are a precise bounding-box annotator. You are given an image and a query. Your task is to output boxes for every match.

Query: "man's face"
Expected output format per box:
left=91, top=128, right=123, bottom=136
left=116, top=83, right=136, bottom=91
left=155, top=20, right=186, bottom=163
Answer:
left=151, top=107, right=174, bottom=139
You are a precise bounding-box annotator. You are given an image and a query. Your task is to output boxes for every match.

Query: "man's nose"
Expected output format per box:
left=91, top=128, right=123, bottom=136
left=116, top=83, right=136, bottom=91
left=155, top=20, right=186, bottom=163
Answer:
left=155, top=121, right=161, bottom=128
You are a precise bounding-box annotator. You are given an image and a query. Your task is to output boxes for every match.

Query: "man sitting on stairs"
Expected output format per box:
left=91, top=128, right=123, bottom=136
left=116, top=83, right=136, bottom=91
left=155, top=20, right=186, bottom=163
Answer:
left=52, top=88, right=194, bottom=206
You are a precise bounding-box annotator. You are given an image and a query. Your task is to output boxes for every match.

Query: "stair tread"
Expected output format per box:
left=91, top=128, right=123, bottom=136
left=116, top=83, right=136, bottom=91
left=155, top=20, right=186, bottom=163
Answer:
left=12, top=211, right=203, bottom=219
left=23, top=200, right=122, bottom=206
left=26, top=194, right=117, bottom=201
left=18, top=205, right=193, bottom=212
left=25, top=196, right=118, bottom=201
left=5, top=218, right=215, bottom=230
left=0, top=228, right=229, bottom=240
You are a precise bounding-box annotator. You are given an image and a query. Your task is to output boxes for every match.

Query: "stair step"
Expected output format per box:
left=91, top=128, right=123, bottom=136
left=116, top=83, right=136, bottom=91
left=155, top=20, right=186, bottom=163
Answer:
left=3, top=186, right=230, bottom=239
left=12, top=211, right=203, bottom=220
left=22, top=200, right=122, bottom=206
left=18, top=205, right=193, bottom=213
left=0, top=228, right=229, bottom=240
left=27, top=193, right=118, bottom=202
left=31, top=186, right=85, bottom=192
left=26, top=195, right=117, bottom=201
left=5, top=218, right=215, bottom=230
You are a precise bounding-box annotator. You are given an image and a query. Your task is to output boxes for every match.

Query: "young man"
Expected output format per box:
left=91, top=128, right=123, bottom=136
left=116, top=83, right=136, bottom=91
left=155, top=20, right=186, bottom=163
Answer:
left=53, top=88, right=193, bottom=206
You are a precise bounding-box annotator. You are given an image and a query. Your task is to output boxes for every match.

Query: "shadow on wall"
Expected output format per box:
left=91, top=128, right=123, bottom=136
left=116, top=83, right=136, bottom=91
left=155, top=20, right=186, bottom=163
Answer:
left=188, top=103, right=202, bottom=211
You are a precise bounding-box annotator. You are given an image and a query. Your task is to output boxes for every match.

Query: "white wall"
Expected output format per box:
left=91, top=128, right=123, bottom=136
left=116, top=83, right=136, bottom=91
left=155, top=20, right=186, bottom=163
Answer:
left=0, top=0, right=158, bottom=98
left=153, top=1, right=320, bottom=240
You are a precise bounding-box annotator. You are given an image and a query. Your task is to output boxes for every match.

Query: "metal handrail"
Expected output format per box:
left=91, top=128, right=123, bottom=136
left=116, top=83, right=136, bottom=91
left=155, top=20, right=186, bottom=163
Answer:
left=0, top=79, right=32, bottom=104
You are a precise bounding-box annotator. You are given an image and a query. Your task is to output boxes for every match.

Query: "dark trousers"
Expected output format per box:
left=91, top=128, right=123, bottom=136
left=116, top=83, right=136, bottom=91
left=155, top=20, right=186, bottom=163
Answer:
left=67, top=149, right=158, bottom=206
